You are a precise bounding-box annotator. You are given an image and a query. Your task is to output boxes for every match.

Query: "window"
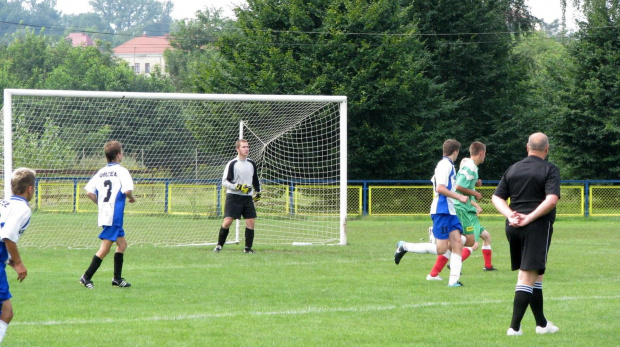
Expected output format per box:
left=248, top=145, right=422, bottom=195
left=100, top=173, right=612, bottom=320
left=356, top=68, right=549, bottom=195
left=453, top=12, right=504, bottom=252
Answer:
left=145, top=63, right=150, bottom=74
left=134, top=63, right=140, bottom=74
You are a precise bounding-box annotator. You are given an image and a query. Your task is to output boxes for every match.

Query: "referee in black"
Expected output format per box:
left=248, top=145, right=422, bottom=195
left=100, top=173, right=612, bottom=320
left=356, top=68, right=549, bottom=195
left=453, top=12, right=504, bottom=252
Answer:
left=213, top=139, right=261, bottom=253
left=492, top=132, right=561, bottom=336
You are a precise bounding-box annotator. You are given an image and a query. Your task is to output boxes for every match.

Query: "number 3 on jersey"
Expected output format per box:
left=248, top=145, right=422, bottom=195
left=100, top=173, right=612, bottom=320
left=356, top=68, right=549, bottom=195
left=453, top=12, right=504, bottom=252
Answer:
left=103, top=180, right=112, bottom=202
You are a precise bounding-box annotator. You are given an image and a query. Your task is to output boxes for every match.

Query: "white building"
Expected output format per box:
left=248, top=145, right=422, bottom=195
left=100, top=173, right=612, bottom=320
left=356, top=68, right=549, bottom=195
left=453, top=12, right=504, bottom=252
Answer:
left=113, top=34, right=172, bottom=75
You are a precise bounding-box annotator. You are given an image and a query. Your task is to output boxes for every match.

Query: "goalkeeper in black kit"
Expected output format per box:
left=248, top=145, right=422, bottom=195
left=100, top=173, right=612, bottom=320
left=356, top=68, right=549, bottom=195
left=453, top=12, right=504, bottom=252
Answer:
left=213, top=139, right=262, bottom=253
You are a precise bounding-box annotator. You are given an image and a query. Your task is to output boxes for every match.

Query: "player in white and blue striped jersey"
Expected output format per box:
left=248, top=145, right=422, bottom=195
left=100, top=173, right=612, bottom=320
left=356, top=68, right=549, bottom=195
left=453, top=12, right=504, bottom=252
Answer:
left=0, top=168, right=36, bottom=343
left=79, top=141, right=135, bottom=289
left=393, top=140, right=468, bottom=287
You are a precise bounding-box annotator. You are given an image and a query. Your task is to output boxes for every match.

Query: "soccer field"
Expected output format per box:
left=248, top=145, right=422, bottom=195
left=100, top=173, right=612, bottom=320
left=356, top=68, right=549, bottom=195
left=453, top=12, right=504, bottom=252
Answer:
left=6, top=217, right=620, bottom=346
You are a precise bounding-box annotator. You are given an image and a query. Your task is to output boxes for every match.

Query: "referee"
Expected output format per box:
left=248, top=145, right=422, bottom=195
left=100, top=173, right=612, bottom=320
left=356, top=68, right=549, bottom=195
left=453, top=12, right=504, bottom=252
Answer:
left=492, top=132, right=561, bottom=336
left=213, top=139, right=261, bottom=253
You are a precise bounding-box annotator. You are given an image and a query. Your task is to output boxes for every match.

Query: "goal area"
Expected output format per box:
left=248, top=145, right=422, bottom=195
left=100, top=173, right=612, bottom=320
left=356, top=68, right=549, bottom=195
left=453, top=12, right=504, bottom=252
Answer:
left=2, top=89, right=347, bottom=248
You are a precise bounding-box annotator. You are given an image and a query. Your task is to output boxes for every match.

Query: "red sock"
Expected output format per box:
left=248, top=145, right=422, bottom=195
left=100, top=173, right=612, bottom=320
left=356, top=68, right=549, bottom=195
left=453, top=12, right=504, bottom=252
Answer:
left=483, top=248, right=492, bottom=268
left=461, top=247, right=472, bottom=262
left=430, top=255, right=449, bottom=277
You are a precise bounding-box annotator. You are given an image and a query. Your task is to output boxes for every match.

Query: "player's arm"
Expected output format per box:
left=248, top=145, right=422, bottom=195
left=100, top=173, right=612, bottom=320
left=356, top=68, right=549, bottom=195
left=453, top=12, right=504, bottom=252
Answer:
left=87, top=192, right=97, bottom=204
left=3, top=239, right=26, bottom=282
left=471, top=200, right=483, bottom=215
left=437, top=184, right=468, bottom=203
left=456, top=185, right=482, bottom=201
left=125, top=190, right=136, bottom=203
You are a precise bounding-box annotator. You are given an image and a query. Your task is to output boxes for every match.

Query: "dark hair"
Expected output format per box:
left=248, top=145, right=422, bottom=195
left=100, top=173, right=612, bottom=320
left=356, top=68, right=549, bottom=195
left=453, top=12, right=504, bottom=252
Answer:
left=443, top=139, right=461, bottom=156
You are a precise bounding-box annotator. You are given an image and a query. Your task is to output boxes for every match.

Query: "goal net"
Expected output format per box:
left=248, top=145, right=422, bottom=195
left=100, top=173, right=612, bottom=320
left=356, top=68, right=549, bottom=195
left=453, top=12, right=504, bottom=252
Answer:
left=2, top=89, right=347, bottom=248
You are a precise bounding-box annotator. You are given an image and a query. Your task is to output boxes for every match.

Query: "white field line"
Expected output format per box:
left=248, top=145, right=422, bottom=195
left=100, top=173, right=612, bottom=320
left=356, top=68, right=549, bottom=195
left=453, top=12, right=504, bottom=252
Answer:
left=13, top=295, right=620, bottom=327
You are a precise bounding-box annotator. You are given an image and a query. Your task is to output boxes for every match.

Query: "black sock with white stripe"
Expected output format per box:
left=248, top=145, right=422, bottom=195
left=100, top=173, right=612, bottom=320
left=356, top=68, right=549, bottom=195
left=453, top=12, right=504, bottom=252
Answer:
left=531, top=281, right=548, bottom=327
left=510, top=284, right=533, bottom=331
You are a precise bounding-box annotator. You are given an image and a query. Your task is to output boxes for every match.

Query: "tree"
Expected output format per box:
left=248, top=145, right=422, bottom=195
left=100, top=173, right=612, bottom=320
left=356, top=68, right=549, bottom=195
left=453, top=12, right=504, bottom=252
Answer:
left=410, top=0, right=537, bottom=179
left=165, top=7, right=235, bottom=92
left=178, top=0, right=455, bottom=180
left=553, top=1, right=620, bottom=179
left=0, top=0, right=63, bottom=39
left=89, top=0, right=173, bottom=38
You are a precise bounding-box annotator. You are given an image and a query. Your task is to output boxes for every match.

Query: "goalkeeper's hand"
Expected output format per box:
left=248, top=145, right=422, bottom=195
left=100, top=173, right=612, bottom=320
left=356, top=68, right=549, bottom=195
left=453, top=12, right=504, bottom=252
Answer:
left=236, top=184, right=252, bottom=194
left=253, top=193, right=261, bottom=203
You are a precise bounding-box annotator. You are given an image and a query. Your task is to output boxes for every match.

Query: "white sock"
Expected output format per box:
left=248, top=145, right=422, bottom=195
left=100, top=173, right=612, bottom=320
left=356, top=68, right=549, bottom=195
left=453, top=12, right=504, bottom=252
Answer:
left=482, top=245, right=492, bottom=250
left=0, top=320, right=8, bottom=343
left=461, top=235, right=466, bottom=244
left=442, top=250, right=451, bottom=259
left=403, top=242, right=438, bottom=255
left=448, top=253, right=462, bottom=285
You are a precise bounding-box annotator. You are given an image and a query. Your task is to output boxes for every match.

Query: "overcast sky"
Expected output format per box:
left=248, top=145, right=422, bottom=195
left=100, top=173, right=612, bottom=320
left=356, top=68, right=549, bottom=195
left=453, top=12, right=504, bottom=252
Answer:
left=54, top=0, right=576, bottom=24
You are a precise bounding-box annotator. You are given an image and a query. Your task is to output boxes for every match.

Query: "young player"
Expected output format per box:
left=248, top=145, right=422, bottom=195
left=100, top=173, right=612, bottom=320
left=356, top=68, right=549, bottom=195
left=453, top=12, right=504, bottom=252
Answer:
left=394, top=139, right=468, bottom=287
left=213, top=139, right=261, bottom=253
left=0, top=168, right=36, bottom=343
left=79, top=140, right=136, bottom=289
left=427, top=142, right=496, bottom=280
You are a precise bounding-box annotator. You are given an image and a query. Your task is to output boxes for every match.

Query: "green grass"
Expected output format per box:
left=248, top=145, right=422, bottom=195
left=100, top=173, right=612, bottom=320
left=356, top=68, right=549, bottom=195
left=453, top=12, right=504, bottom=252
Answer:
left=6, top=216, right=620, bottom=346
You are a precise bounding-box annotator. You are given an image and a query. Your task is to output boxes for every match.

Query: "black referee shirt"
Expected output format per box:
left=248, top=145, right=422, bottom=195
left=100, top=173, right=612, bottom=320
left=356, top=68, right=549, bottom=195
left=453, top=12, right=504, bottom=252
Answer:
left=494, top=156, right=561, bottom=221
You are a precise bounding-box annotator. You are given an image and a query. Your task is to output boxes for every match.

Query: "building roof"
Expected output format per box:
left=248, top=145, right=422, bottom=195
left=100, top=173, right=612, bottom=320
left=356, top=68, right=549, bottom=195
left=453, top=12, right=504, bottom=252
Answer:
left=113, top=35, right=172, bottom=55
left=66, top=33, right=95, bottom=47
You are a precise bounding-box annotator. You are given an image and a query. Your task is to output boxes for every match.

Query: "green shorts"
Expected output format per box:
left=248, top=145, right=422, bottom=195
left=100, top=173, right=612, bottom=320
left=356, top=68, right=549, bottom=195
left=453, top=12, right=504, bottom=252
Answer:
left=456, top=209, right=484, bottom=242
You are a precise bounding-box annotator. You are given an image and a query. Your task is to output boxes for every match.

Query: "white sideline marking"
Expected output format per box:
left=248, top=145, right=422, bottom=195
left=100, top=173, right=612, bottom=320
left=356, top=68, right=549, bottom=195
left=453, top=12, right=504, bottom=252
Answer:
left=13, top=295, right=620, bottom=326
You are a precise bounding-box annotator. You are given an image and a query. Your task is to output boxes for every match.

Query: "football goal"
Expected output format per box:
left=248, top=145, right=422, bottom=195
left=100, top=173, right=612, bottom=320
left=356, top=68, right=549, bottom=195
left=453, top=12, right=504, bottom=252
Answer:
left=2, top=89, right=347, bottom=248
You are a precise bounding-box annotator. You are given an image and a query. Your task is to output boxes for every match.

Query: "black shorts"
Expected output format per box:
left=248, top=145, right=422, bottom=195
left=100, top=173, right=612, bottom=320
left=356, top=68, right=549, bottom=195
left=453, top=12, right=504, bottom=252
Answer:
left=505, top=217, right=553, bottom=275
left=224, top=193, right=257, bottom=219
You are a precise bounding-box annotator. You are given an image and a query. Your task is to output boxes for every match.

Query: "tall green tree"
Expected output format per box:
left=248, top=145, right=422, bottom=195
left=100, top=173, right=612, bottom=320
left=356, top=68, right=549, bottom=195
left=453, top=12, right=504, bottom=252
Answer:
left=89, top=0, right=173, bottom=44
left=554, top=1, right=620, bottom=179
left=165, top=7, right=235, bottom=92
left=410, top=0, right=536, bottom=179
left=174, top=0, right=455, bottom=180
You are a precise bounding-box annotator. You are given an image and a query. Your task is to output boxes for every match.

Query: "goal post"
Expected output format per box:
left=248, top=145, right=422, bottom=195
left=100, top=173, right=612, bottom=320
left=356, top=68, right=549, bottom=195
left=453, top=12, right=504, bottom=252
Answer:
left=2, top=89, right=347, bottom=248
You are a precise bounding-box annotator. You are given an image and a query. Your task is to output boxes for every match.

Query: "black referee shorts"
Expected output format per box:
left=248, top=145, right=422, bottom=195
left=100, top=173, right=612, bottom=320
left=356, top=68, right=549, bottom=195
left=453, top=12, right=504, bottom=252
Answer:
left=506, top=217, right=553, bottom=275
left=224, top=193, right=257, bottom=219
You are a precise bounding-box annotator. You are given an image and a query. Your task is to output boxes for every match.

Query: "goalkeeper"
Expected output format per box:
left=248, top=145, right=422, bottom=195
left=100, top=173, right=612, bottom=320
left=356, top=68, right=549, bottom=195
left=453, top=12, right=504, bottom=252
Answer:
left=213, top=139, right=262, bottom=253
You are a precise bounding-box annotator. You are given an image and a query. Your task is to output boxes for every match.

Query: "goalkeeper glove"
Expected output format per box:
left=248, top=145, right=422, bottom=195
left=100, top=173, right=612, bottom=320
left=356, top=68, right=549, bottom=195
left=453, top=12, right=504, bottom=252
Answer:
left=236, top=184, right=252, bottom=194
left=253, top=193, right=261, bottom=202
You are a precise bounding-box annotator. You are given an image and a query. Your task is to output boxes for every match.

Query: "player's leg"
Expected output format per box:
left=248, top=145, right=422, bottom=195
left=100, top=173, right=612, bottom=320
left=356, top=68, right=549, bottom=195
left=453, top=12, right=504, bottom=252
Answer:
left=480, top=229, right=496, bottom=271
left=215, top=194, right=241, bottom=252
left=80, top=234, right=114, bottom=289
left=242, top=196, right=258, bottom=253
left=112, top=235, right=131, bottom=287
left=395, top=217, right=448, bottom=265
left=244, top=218, right=256, bottom=253
left=0, top=268, right=13, bottom=343
left=447, top=223, right=464, bottom=287
left=0, top=299, right=13, bottom=343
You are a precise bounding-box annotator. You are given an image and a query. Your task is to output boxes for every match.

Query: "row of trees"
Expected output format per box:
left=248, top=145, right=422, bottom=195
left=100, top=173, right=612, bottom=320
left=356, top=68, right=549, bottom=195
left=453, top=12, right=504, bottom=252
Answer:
left=1, top=0, right=619, bottom=180
left=0, top=0, right=174, bottom=45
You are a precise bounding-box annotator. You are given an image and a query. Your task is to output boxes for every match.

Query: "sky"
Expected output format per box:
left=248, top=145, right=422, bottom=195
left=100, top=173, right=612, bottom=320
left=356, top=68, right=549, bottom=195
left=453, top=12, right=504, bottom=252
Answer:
left=54, top=0, right=576, bottom=24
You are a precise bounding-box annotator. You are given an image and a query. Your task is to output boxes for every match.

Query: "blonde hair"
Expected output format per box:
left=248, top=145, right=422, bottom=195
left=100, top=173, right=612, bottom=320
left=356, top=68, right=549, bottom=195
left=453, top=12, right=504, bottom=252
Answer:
left=12, top=167, right=36, bottom=195
left=469, top=141, right=486, bottom=156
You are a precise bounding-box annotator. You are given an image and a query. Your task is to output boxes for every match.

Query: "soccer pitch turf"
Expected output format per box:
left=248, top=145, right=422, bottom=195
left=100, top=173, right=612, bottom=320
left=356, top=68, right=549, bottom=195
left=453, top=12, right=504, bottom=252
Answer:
left=6, top=217, right=620, bottom=346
